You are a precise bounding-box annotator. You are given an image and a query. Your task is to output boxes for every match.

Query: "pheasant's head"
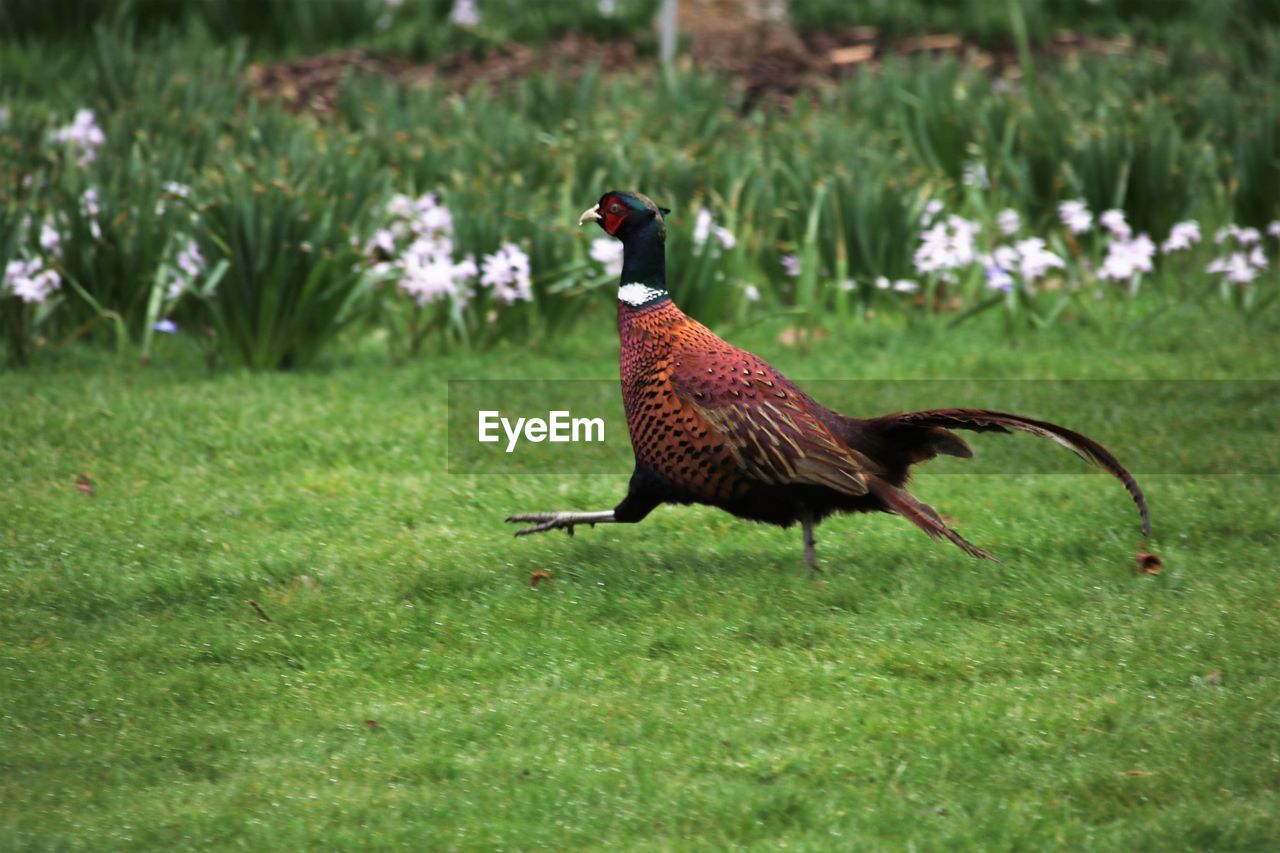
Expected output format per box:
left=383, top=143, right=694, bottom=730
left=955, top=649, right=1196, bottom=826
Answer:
left=579, top=191, right=670, bottom=241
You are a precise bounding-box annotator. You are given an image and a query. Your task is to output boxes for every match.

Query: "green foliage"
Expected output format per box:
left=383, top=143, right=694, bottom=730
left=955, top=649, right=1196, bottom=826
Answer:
left=195, top=134, right=384, bottom=370
left=2, top=5, right=1278, bottom=367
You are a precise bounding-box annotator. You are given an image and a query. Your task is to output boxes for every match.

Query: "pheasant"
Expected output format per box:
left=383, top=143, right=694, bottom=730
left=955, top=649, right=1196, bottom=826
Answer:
left=507, top=191, right=1150, bottom=569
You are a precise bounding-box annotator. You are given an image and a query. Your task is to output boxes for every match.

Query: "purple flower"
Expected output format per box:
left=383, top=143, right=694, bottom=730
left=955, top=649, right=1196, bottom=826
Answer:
left=985, top=264, right=1014, bottom=292
left=153, top=319, right=178, bottom=334
left=780, top=254, right=801, bottom=278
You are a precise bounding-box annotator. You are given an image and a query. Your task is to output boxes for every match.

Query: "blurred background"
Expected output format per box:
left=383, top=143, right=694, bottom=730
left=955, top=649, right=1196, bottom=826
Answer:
left=2, top=0, right=1278, bottom=368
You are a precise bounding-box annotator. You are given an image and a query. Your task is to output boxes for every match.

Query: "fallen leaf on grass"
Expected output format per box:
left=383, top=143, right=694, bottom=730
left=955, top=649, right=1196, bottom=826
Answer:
left=75, top=473, right=95, bottom=497
left=1119, top=770, right=1150, bottom=777
left=1136, top=552, right=1163, bottom=574
left=828, top=45, right=875, bottom=65
left=363, top=719, right=382, bottom=731
left=529, top=570, right=553, bottom=587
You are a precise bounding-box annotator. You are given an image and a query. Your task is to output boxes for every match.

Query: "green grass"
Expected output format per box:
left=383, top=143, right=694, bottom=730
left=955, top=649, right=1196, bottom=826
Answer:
left=3, top=303, right=1279, bottom=848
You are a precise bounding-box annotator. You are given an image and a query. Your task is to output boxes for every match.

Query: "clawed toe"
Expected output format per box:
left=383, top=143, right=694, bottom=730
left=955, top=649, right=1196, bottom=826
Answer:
left=506, top=512, right=579, bottom=537
left=505, top=510, right=614, bottom=538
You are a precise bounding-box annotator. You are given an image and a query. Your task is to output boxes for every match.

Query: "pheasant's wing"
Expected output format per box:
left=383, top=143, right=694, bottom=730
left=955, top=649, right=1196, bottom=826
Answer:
left=669, top=348, right=873, bottom=496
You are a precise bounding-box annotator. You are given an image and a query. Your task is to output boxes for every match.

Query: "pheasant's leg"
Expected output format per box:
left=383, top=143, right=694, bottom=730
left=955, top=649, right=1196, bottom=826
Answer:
left=801, top=513, right=819, bottom=571
left=507, top=470, right=663, bottom=538
left=506, top=510, right=616, bottom=537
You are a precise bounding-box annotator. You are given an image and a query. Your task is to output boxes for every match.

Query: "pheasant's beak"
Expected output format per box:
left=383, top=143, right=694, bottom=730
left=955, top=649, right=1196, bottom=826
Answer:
left=577, top=203, right=601, bottom=226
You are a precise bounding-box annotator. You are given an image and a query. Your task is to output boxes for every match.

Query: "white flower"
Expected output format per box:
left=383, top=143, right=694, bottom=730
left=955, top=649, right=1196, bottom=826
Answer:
left=1058, top=199, right=1092, bottom=234
left=1215, top=224, right=1261, bottom=246
left=589, top=237, right=623, bottom=276
left=996, top=208, right=1021, bottom=236
left=598, top=0, right=617, bottom=14
left=874, top=276, right=918, bottom=293
left=80, top=187, right=103, bottom=240
left=166, top=240, right=206, bottom=299
left=449, top=0, right=480, bottom=27
left=177, top=241, right=204, bottom=278
left=39, top=220, right=62, bottom=259
left=920, top=199, right=944, bottom=227
left=692, top=208, right=736, bottom=252
left=3, top=257, right=61, bottom=304
left=913, top=215, right=981, bottom=280
left=1099, top=209, right=1131, bottom=239
left=398, top=237, right=477, bottom=306
left=780, top=254, right=801, bottom=278
left=364, top=227, right=397, bottom=259
left=1160, top=220, right=1201, bottom=253
left=479, top=242, right=533, bottom=304
left=52, top=109, right=105, bottom=167
left=986, top=237, right=1062, bottom=289
left=155, top=180, right=193, bottom=215
left=385, top=193, right=417, bottom=220
left=1098, top=234, right=1156, bottom=282
left=743, top=284, right=760, bottom=302
left=1207, top=253, right=1258, bottom=284
left=962, top=161, right=990, bottom=189
left=1267, top=221, right=1280, bottom=239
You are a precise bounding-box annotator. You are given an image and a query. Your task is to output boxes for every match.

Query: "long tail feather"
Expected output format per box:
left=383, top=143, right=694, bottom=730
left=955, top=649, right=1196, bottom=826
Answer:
left=870, top=477, right=998, bottom=561
left=889, top=408, right=1151, bottom=537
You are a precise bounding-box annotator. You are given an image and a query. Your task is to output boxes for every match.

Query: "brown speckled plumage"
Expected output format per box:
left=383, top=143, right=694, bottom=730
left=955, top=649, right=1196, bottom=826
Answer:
left=508, top=191, right=1150, bottom=569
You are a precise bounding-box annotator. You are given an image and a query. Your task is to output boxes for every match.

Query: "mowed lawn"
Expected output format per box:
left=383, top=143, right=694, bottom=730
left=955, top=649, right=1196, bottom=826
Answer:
left=2, top=304, right=1278, bottom=849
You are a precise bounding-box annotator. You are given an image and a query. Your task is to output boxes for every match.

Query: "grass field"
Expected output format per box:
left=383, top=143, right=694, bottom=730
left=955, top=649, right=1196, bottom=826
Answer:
left=3, top=302, right=1278, bottom=848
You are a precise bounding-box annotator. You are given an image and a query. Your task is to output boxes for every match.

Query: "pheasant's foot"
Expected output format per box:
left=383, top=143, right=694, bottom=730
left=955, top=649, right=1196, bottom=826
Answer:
left=506, top=510, right=616, bottom=537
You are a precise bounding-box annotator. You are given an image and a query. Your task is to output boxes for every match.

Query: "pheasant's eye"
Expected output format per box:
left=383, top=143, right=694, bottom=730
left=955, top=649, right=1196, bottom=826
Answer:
left=608, top=202, right=624, bottom=215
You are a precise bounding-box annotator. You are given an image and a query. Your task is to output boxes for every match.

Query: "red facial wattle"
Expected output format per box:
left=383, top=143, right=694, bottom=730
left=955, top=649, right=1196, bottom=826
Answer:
left=602, top=206, right=626, bottom=235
